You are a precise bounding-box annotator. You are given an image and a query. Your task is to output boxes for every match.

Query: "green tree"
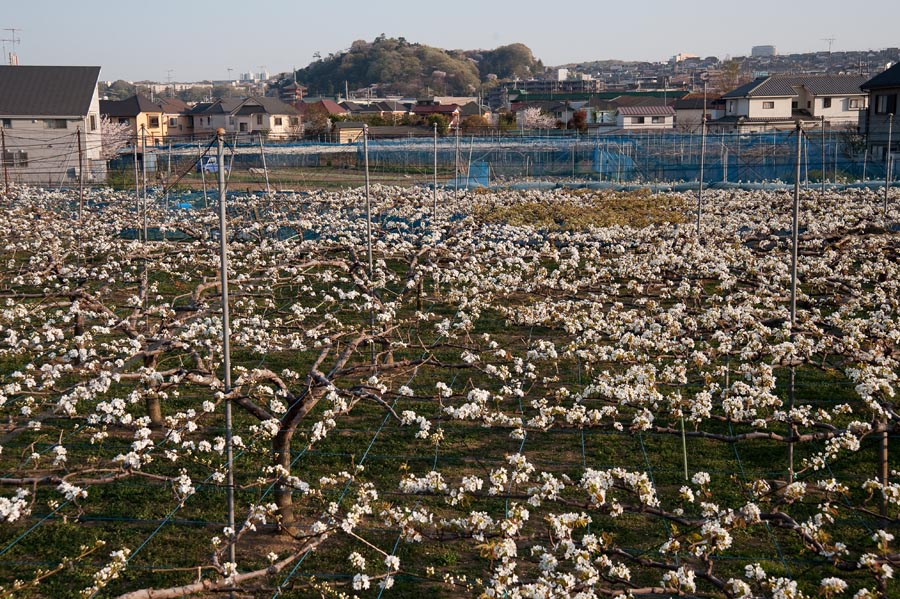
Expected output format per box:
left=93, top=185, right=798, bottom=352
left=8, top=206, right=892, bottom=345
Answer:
left=427, top=114, right=451, bottom=136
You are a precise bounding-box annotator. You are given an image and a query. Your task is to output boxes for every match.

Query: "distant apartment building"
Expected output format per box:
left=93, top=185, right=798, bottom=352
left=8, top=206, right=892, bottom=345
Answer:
left=752, top=46, right=778, bottom=57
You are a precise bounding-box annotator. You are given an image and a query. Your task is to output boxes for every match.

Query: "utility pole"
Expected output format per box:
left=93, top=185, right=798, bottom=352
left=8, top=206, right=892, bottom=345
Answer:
left=821, top=116, right=826, bottom=195
left=141, top=124, right=148, bottom=243
left=77, top=128, right=84, bottom=220
left=1, top=128, right=9, bottom=196
left=788, top=121, right=803, bottom=483
left=258, top=132, right=270, bottom=195
left=454, top=121, right=460, bottom=200
left=215, top=128, right=236, bottom=588
left=433, top=122, right=438, bottom=221
left=697, top=82, right=707, bottom=236
left=886, top=113, right=894, bottom=218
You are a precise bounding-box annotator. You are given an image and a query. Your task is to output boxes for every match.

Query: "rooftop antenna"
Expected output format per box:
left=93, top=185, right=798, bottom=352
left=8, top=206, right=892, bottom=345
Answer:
left=822, top=37, right=836, bottom=70
left=2, top=28, right=22, bottom=65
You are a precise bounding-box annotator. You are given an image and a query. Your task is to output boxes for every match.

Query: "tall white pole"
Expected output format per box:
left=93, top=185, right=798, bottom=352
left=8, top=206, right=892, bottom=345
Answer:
left=198, top=142, right=208, bottom=208
left=821, top=116, right=826, bottom=196
left=216, top=128, right=236, bottom=575
left=788, top=121, right=803, bottom=483
left=454, top=121, right=460, bottom=200
left=258, top=131, right=270, bottom=195
left=141, top=125, right=148, bottom=243
left=697, top=82, right=707, bottom=236
left=363, top=125, right=373, bottom=277
left=433, top=123, right=438, bottom=221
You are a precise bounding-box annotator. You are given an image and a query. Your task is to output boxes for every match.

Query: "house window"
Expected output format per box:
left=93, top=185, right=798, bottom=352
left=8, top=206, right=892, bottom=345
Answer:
left=1, top=118, right=10, bottom=128
left=256, top=114, right=263, bottom=125
left=849, top=98, right=863, bottom=109
left=290, top=117, right=299, bottom=126
left=274, top=117, right=283, bottom=126
left=90, top=115, right=97, bottom=131
left=875, top=94, right=897, bottom=115
left=169, top=117, right=178, bottom=126
left=229, top=116, right=235, bottom=126
left=118, top=118, right=130, bottom=125
left=762, top=101, right=775, bottom=109
left=822, top=97, right=832, bottom=109
left=632, top=116, right=645, bottom=124
left=148, top=116, right=160, bottom=128
left=651, top=116, right=664, bottom=123
left=44, top=119, right=68, bottom=129
left=2, top=150, right=28, bottom=167
left=727, top=100, right=736, bottom=113
left=240, top=122, right=248, bottom=132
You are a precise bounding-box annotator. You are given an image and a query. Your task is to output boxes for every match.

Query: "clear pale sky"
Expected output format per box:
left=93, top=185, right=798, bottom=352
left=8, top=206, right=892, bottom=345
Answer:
left=4, top=0, right=898, bottom=82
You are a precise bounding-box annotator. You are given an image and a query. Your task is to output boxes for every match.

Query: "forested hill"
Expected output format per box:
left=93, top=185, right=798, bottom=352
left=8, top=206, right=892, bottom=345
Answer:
left=292, top=36, right=544, bottom=97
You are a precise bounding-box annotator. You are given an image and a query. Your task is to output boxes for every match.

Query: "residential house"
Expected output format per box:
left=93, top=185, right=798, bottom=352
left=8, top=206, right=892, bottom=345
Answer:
left=0, top=65, right=105, bottom=185
left=334, top=121, right=365, bottom=144
left=410, top=104, right=461, bottom=128
left=158, top=97, right=191, bottom=138
left=190, top=97, right=300, bottom=140
left=100, top=94, right=166, bottom=146
left=615, top=105, right=675, bottom=130
left=673, top=94, right=725, bottom=131
left=860, top=63, right=900, bottom=163
left=714, top=75, right=867, bottom=132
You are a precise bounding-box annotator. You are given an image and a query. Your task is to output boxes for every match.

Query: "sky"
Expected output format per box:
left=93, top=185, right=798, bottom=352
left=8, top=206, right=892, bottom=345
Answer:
left=4, top=0, right=899, bottom=82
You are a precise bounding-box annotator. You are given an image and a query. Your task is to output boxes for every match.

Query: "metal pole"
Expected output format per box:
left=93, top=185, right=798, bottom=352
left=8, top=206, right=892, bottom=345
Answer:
left=133, top=137, right=139, bottom=213
left=885, top=113, right=894, bottom=218
left=363, top=125, right=373, bottom=277
left=454, top=122, right=460, bottom=200
left=696, top=82, right=707, bottom=236
left=433, top=123, right=437, bottom=221
left=1, top=128, right=9, bottom=196
left=788, top=121, right=803, bottom=483
left=821, top=116, right=826, bottom=195
left=141, top=125, right=148, bottom=243
left=363, top=124, right=375, bottom=365
left=77, top=128, right=84, bottom=220
left=216, top=128, right=236, bottom=578
left=199, top=142, right=208, bottom=208
left=166, top=140, right=172, bottom=212
left=258, top=131, right=270, bottom=195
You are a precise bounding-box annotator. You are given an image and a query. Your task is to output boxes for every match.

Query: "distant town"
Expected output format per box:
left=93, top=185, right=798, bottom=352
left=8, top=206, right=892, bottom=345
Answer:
left=1, top=40, right=898, bottom=186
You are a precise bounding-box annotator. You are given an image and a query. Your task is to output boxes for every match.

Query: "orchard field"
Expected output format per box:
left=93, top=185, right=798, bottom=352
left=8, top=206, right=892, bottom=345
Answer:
left=0, top=183, right=898, bottom=598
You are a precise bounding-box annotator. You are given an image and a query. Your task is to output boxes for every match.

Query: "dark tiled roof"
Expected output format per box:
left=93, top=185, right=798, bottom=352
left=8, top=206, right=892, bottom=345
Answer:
left=0, top=65, right=100, bottom=116
left=862, top=63, right=900, bottom=90
left=724, top=75, right=866, bottom=99
left=798, top=75, right=867, bottom=95
left=100, top=94, right=162, bottom=118
left=611, top=95, right=669, bottom=107
left=617, top=105, right=675, bottom=116
left=673, top=94, right=722, bottom=110
left=158, top=97, right=189, bottom=114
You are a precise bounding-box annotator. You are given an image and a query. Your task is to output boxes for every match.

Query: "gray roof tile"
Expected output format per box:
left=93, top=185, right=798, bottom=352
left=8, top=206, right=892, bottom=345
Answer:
left=0, top=65, right=100, bottom=116
left=862, top=63, right=900, bottom=90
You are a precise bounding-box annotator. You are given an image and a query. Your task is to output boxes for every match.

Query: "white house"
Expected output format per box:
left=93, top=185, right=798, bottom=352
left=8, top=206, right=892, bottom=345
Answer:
left=0, top=65, right=105, bottom=185
left=615, top=105, right=675, bottom=130
left=714, top=75, right=867, bottom=132
left=190, top=97, right=300, bottom=140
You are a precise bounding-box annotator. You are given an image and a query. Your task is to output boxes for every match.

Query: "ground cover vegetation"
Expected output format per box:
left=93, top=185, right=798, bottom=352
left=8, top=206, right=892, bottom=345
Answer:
left=0, top=183, right=897, bottom=598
